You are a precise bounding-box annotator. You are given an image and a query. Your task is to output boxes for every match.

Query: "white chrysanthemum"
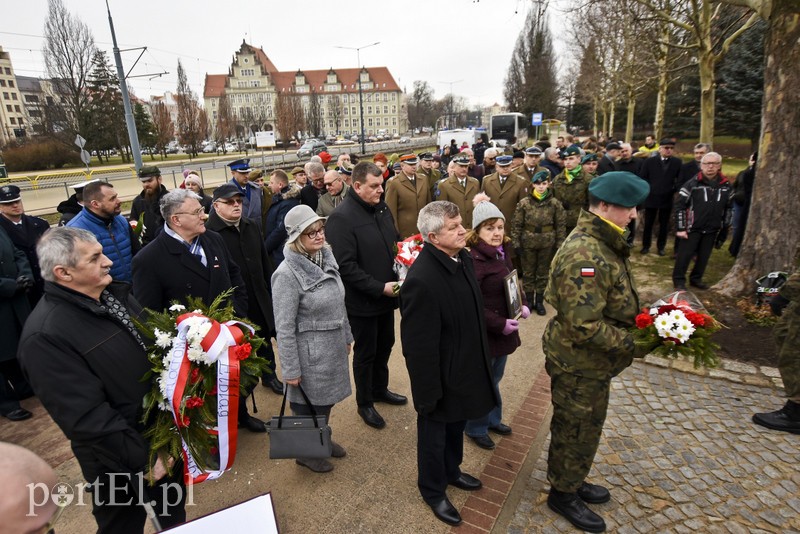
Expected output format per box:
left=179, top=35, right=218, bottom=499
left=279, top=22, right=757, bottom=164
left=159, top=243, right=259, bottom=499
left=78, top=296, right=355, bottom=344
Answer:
left=673, top=318, right=696, bottom=337
left=669, top=310, right=685, bottom=323
left=673, top=330, right=688, bottom=343
left=154, top=328, right=173, bottom=349
left=158, top=400, right=171, bottom=412
left=187, top=346, right=206, bottom=363
left=169, top=304, right=186, bottom=312
left=158, top=370, right=169, bottom=398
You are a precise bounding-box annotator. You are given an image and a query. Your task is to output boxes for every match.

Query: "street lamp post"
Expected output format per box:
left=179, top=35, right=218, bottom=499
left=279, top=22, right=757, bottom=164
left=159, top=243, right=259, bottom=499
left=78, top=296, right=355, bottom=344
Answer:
left=437, top=80, right=463, bottom=130
left=335, top=42, right=380, bottom=155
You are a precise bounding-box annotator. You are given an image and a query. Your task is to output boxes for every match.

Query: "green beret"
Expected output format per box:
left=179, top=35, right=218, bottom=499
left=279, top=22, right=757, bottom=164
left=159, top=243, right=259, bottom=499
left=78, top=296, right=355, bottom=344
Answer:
left=532, top=170, right=551, bottom=183
left=562, top=145, right=581, bottom=157
left=588, top=171, right=650, bottom=208
left=138, top=165, right=161, bottom=179
left=581, top=153, right=599, bottom=164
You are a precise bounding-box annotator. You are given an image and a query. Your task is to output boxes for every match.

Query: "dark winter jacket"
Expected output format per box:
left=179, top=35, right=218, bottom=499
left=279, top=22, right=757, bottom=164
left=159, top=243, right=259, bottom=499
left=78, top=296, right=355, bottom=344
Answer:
left=326, top=190, right=399, bottom=317
left=57, top=194, right=82, bottom=226
left=639, top=156, right=683, bottom=209
left=264, top=185, right=302, bottom=266
left=675, top=173, right=733, bottom=234
left=1, top=226, right=32, bottom=362
left=18, top=281, right=151, bottom=482
left=129, top=184, right=168, bottom=245
left=0, top=213, right=49, bottom=305
left=470, top=240, right=522, bottom=359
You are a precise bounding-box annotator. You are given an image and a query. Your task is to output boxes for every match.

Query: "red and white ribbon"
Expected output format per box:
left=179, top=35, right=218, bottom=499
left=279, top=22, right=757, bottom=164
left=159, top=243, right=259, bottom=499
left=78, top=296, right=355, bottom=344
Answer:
left=162, top=313, right=254, bottom=484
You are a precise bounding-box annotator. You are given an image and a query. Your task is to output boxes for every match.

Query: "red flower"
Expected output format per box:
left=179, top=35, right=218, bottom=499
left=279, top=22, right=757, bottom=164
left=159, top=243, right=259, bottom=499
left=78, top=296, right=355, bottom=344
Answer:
left=190, top=367, right=202, bottom=384
left=685, top=312, right=706, bottom=327
left=177, top=414, right=191, bottom=428
left=210, top=446, right=219, bottom=457
left=635, top=312, right=654, bottom=329
left=185, top=396, right=204, bottom=409
left=234, top=343, right=252, bottom=361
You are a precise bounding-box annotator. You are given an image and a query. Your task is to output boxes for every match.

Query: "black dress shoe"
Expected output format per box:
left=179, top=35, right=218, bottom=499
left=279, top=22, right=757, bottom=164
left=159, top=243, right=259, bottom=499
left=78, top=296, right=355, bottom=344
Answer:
left=674, top=284, right=687, bottom=291
left=657, top=249, right=666, bottom=256
left=577, top=481, right=611, bottom=504
left=4, top=408, right=32, bottom=421
left=429, top=497, right=462, bottom=526
left=690, top=281, right=710, bottom=290
left=357, top=406, right=386, bottom=429
left=263, top=376, right=284, bottom=395
left=374, top=390, right=408, bottom=405
left=547, top=488, right=606, bottom=532
left=239, top=415, right=267, bottom=433
left=449, top=473, right=482, bottom=491
left=489, top=423, right=512, bottom=435
left=640, top=247, right=650, bottom=254
left=753, top=401, right=800, bottom=434
left=468, top=434, right=495, bottom=450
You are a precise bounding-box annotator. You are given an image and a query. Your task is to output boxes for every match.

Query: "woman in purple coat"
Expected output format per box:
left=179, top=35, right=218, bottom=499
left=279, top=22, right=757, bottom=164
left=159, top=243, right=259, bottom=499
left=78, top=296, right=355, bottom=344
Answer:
left=464, top=194, right=530, bottom=450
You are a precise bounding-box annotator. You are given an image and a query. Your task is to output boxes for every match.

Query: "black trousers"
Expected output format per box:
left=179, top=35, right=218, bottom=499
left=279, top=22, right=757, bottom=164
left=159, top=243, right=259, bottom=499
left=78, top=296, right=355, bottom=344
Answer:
left=0, top=359, right=34, bottom=415
left=673, top=231, right=716, bottom=287
left=642, top=206, right=672, bottom=252
left=417, top=415, right=466, bottom=505
left=349, top=311, right=395, bottom=407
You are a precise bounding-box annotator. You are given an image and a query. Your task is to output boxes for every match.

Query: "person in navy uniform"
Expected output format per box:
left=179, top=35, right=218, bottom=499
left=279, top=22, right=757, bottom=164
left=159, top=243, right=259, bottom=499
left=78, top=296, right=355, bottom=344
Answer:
left=228, top=159, right=264, bottom=231
left=0, top=185, right=49, bottom=305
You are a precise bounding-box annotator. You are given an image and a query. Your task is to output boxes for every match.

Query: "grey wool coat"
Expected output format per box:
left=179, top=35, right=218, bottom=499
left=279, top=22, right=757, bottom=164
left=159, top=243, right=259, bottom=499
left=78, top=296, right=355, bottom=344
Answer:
left=271, top=245, right=353, bottom=406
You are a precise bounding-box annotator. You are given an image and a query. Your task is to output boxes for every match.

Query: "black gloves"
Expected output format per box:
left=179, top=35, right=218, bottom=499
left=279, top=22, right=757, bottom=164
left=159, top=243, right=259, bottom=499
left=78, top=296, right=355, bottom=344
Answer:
left=15, top=276, right=34, bottom=294
left=770, top=294, right=790, bottom=317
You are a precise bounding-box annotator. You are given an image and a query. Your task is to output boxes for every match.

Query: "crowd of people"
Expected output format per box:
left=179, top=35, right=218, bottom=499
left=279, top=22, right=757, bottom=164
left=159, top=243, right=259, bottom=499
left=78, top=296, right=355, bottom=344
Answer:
left=0, top=130, right=793, bottom=533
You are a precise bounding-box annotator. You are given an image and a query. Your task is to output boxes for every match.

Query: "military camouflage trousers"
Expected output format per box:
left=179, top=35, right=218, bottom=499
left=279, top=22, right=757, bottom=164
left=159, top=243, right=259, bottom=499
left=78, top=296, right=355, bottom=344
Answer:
left=546, top=360, right=611, bottom=493
left=774, top=315, right=800, bottom=400
left=519, top=247, right=555, bottom=294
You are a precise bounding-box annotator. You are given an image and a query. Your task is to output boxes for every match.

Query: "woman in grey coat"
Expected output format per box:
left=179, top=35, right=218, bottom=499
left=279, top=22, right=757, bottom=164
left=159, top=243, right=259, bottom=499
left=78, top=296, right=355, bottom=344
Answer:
left=272, top=204, right=353, bottom=473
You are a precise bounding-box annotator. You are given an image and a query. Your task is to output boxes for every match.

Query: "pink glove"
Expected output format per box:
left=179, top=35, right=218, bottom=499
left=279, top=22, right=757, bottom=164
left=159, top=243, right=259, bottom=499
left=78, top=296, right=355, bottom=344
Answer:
left=520, top=306, right=531, bottom=319
left=502, top=319, right=520, bottom=335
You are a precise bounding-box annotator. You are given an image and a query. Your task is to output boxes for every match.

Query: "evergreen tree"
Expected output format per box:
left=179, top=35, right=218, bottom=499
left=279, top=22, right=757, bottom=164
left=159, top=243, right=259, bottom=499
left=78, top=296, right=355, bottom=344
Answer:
left=85, top=50, right=127, bottom=162
left=134, top=102, right=156, bottom=159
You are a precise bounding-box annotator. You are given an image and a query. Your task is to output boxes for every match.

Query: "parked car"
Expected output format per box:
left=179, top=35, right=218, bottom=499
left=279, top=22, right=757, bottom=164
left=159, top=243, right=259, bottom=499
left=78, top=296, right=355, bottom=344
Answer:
left=202, top=143, right=217, bottom=153
left=325, top=135, right=338, bottom=144
left=398, top=136, right=411, bottom=144
left=296, top=140, right=328, bottom=159
left=334, top=138, right=353, bottom=145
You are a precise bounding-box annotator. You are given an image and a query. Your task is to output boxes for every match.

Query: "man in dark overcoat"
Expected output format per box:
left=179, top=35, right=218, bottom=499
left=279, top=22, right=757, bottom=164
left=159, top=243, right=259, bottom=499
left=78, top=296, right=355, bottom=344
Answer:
left=401, top=201, right=496, bottom=527
left=327, top=162, right=405, bottom=430
left=18, top=227, right=186, bottom=533
left=638, top=138, right=683, bottom=255
left=206, top=183, right=282, bottom=395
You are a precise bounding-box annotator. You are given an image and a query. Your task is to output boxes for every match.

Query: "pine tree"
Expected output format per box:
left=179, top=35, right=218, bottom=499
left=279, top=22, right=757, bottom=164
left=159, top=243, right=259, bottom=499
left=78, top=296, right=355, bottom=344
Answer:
left=85, top=50, right=126, bottom=162
left=134, top=102, right=156, bottom=159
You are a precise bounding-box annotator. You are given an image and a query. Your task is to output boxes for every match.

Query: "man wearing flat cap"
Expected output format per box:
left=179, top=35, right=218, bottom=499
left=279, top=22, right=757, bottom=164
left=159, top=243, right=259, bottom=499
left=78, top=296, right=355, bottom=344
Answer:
left=543, top=171, right=655, bottom=533
left=130, top=165, right=168, bottom=246
left=385, top=153, right=431, bottom=238
left=638, top=138, right=682, bottom=256
left=551, top=145, right=593, bottom=234
left=228, top=159, right=264, bottom=231
left=0, top=185, right=49, bottom=305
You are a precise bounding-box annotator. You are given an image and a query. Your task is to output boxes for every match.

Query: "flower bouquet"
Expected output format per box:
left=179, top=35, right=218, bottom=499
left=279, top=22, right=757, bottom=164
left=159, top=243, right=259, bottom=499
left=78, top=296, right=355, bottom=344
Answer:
left=632, top=291, right=722, bottom=368
left=137, top=290, right=269, bottom=484
left=393, top=233, right=424, bottom=293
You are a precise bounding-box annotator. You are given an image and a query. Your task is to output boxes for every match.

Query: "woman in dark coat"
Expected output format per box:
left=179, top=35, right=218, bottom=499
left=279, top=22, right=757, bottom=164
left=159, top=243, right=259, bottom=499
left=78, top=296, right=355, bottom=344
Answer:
left=464, top=195, right=530, bottom=450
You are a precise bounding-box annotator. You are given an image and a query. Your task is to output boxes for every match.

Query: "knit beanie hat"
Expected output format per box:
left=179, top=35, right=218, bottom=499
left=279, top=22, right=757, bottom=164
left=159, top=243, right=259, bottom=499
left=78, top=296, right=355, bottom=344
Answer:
left=471, top=193, right=505, bottom=230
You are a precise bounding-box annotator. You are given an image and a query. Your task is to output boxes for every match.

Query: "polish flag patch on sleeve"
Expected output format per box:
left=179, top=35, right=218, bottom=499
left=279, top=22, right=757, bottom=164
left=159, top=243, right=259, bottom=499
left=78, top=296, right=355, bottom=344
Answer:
left=580, top=267, right=595, bottom=277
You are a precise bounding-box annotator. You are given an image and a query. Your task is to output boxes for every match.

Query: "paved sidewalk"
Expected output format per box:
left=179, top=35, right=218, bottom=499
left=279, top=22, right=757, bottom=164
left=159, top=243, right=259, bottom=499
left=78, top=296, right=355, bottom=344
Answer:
left=504, top=360, right=800, bottom=534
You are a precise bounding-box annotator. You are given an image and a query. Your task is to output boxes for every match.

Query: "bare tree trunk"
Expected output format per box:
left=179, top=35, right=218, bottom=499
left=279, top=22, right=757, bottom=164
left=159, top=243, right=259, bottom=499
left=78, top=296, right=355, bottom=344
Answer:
left=608, top=100, right=616, bottom=140
left=698, top=49, right=716, bottom=145
left=716, top=2, right=800, bottom=296
left=592, top=95, right=599, bottom=137
left=625, top=87, right=636, bottom=143
left=653, top=24, right=670, bottom=140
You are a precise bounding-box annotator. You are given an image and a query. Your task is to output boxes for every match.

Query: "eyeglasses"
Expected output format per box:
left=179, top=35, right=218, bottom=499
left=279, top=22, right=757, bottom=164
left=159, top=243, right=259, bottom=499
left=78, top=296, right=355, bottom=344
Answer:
left=175, top=207, right=205, bottom=217
left=324, top=177, right=341, bottom=188
left=302, top=226, right=325, bottom=238
left=217, top=198, right=243, bottom=205
left=484, top=157, right=495, bottom=162
left=701, top=161, right=722, bottom=166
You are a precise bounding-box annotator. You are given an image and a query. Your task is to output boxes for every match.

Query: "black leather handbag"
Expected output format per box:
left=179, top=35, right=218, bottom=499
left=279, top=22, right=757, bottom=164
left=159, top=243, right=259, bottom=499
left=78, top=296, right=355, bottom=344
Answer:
left=267, top=384, right=332, bottom=459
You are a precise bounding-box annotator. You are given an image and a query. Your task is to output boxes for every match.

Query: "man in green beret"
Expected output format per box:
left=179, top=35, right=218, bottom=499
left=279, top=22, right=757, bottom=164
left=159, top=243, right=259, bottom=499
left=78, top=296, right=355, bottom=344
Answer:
left=130, top=165, right=167, bottom=245
left=542, top=171, right=655, bottom=532
left=551, top=145, right=593, bottom=235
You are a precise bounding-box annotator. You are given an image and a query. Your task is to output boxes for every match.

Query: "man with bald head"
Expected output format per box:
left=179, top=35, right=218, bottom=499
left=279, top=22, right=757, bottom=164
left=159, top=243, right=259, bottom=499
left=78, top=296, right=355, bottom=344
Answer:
left=0, top=442, right=58, bottom=534
left=316, top=170, right=350, bottom=217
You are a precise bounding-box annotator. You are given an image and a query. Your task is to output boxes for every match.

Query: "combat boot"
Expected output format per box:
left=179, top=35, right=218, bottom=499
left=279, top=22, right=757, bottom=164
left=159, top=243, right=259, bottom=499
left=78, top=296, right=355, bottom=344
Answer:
left=526, top=292, right=535, bottom=309
left=547, top=488, right=606, bottom=532
left=753, top=400, right=800, bottom=434
left=534, top=293, right=547, bottom=316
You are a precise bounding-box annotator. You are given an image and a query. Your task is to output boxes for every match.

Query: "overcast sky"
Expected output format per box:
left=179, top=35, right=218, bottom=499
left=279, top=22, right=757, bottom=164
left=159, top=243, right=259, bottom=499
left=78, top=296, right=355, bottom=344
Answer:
left=1, top=0, right=573, bottom=110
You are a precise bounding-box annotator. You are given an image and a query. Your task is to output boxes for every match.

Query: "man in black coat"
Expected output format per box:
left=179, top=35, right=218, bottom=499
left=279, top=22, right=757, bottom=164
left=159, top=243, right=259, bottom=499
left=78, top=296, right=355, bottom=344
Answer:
left=206, top=183, right=283, bottom=395
left=129, top=165, right=168, bottom=246
left=638, top=138, right=683, bottom=255
left=299, top=161, right=326, bottom=212
left=327, top=162, right=405, bottom=430
left=678, top=143, right=710, bottom=185
left=597, top=142, right=621, bottom=175
left=18, top=227, right=186, bottom=533
left=400, top=201, right=496, bottom=526
left=0, top=185, right=49, bottom=306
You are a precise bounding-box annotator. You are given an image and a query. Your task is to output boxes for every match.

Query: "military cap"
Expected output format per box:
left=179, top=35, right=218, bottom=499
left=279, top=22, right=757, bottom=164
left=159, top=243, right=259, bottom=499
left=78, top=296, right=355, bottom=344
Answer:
left=495, top=155, right=513, bottom=167
left=399, top=153, right=419, bottom=165
left=0, top=185, right=21, bottom=203
left=581, top=153, right=599, bottom=164
left=512, top=150, right=525, bottom=160
left=72, top=179, right=99, bottom=192
left=659, top=138, right=675, bottom=147
left=228, top=159, right=251, bottom=173
left=562, top=145, right=582, bottom=158
left=138, top=165, right=161, bottom=179
left=338, top=162, right=354, bottom=175
left=588, top=171, right=650, bottom=208
left=291, top=166, right=305, bottom=175
left=212, top=183, right=245, bottom=201
left=392, top=162, right=402, bottom=172
left=524, top=146, right=543, bottom=156
left=532, top=170, right=551, bottom=183
left=605, top=142, right=622, bottom=151
left=418, top=152, right=434, bottom=161
left=452, top=154, right=470, bottom=166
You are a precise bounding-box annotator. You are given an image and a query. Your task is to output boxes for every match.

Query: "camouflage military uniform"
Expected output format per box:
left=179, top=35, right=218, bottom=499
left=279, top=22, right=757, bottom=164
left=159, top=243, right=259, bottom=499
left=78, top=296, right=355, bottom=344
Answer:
left=510, top=192, right=566, bottom=295
left=551, top=167, right=593, bottom=233
left=542, top=209, right=644, bottom=493
left=774, top=266, right=800, bottom=400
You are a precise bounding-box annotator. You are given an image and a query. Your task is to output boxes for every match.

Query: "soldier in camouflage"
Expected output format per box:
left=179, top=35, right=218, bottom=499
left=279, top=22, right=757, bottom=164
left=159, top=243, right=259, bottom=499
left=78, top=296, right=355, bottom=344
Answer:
left=552, top=145, right=593, bottom=234
left=753, top=251, right=800, bottom=434
left=542, top=171, right=652, bottom=533
left=510, top=171, right=566, bottom=316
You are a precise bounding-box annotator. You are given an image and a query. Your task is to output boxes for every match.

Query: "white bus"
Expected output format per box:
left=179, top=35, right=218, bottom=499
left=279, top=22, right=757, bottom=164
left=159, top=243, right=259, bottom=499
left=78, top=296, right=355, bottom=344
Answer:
left=490, top=112, right=528, bottom=149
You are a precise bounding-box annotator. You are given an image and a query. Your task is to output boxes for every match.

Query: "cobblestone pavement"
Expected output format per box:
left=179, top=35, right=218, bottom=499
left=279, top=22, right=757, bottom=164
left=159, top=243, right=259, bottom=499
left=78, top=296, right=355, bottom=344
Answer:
left=506, top=360, right=800, bottom=534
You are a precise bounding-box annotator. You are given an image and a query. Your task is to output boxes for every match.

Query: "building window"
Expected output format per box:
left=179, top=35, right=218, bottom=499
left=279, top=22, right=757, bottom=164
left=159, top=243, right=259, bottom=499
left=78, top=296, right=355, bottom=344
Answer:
left=4, top=68, right=10, bottom=75
left=383, top=93, right=388, bottom=102
left=245, top=93, right=251, bottom=103
left=328, top=120, right=333, bottom=128
left=392, top=105, right=396, bottom=113
left=0, top=80, right=5, bottom=87
left=392, top=118, right=397, bottom=126
left=29, top=110, right=41, bottom=118
left=392, top=93, right=396, bottom=101
left=2, top=92, right=7, bottom=99
left=5, top=104, right=10, bottom=112
left=344, top=119, right=349, bottom=127
left=250, top=80, right=260, bottom=87
left=213, top=111, right=217, bottom=119
left=367, top=106, right=372, bottom=114
left=368, top=118, right=373, bottom=126
left=383, top=106, right=388, bottom=114
left=267, top=106, right=272, bottom=116
left=384, top=118, right=389, bottom=126
left=8, top=80, right=14, bottom=88
left=11, top=93, right=17, bottom=100
left=10, top=117, right=15, bottom=124
left=365, top=93, right=371, bottom=102
left=351, top=106, right=356, bottom=115
left=343, top=107, right=348, bottom=115
left=14, top=105, right=20, bottom=112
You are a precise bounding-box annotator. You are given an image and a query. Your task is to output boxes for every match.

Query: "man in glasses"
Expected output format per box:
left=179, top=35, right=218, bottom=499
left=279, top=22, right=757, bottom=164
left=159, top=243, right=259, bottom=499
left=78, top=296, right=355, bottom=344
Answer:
left=316, top=170, right=350, bottom=217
